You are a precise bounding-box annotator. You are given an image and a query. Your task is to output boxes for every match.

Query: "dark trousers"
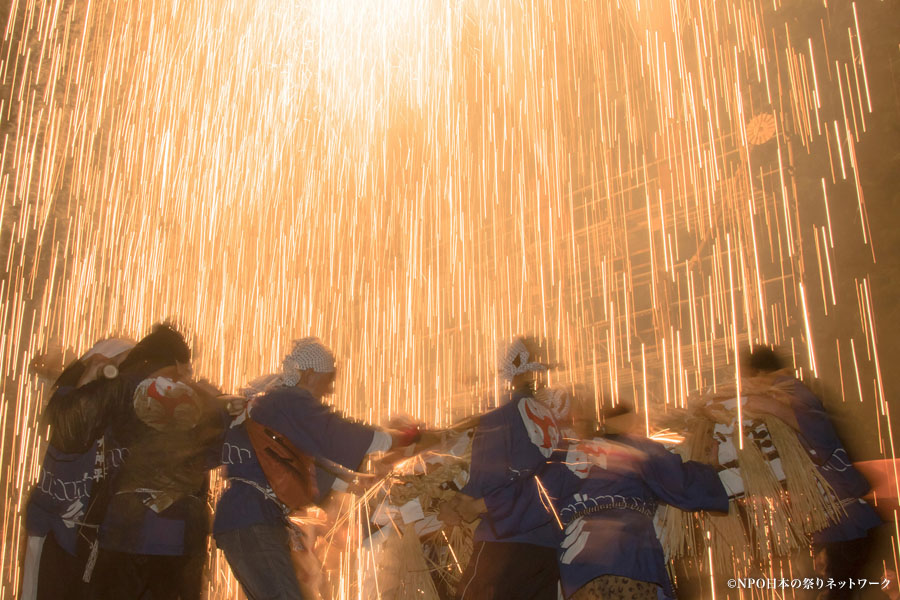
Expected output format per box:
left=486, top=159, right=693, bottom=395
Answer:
left=457, top=541, right=559, bottom=600
left=90, top=550, right=204, bottom=600
left=216, top=523, right=306, bottom=600
left=32, top=532, right=91, bottom=600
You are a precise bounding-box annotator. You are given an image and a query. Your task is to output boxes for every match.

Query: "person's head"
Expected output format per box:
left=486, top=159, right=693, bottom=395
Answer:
left=741, top=345, right=786, bottom=377
left=54, top=337, right=135, bottom=387
left=499, top=336, right=550, bottom=393
left=119, top=323, right=191, bottom=375
left=282, top=337, right=337, bottom=398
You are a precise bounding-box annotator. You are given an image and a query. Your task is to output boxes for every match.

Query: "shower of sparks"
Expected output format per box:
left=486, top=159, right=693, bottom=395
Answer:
left=0, top=0, right=893, bottom=598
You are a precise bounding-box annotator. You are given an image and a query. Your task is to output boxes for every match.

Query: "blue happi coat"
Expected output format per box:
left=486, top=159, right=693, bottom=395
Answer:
left=785, top=377, right=881, bottom=543
left=484, top=434, right=728, bottom=599
left=461, top=390, right=562, bottom=547
left=25, top=385, right=129, bottom=555
left=213, top=385, right=376, bottom=536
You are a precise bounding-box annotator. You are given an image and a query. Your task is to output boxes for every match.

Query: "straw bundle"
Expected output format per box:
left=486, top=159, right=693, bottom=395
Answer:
left=764, top=416, right=844, bottom=533
left=734, top=428, right=805, bottom=558
left=389, top=459, right=468, bottom=508
left=438, top=519, right=479, bottom=596
left=370, top=435, right=476, bottom=597
left=377, top=523, right=441, bottom=600
left=662, top=374, right=845, bottom=575
left=659, top=417, right=752, bottom=574
left=448, top=520, right=477, bottom=572
left=659, top=504, right=694, bottom=561
left=659, top=417, right=714, bottom=559
left=706, top=503, right=751, bottom=574
left=389, top=434, right=473, bottom=514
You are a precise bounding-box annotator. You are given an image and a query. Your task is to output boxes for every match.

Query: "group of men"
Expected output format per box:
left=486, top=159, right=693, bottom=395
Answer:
left=441, top=337, right=729, bottom=600
left=439, top=343, right=882, bottom=600
left=22, top=325, right=427, bottom=600
left=20, top=326, right=882, bottom=600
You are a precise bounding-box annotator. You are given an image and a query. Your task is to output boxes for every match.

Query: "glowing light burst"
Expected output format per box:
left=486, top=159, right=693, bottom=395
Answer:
left=0, top=0, right=892, bottom=598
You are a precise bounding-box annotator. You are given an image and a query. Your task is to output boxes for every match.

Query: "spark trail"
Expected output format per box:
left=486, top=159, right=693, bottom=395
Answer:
left=0, top=0, right=891, bottom=597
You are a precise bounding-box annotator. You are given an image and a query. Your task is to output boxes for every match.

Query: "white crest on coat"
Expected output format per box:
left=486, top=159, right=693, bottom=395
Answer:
left=560, top=517, right=589, bottom=565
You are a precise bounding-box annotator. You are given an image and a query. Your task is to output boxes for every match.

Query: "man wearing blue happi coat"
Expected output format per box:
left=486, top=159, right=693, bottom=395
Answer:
left=214, top=337, right=423, bottom=600
left=442, top=337, right=564, bottom=600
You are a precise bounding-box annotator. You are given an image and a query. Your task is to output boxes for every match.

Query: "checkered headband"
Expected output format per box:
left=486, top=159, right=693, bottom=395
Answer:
left=282, top=337, right=335, bottom=386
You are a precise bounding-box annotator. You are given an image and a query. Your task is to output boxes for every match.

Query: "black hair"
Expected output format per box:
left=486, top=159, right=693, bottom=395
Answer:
left=53, top=360, right=87, bottom=389
left=119, top=323, right=190, bottom=374
left=742, top=345, right=785, bottom=373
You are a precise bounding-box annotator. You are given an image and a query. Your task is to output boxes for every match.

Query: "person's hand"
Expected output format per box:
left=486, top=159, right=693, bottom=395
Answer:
left=438, top=493, right=485, bottom=525
left=387, top=415, right=436, bottom=449
left=389, top=424, right=422, bottom=448
left=438, top=499, right=462, bottom=526
left=219, top=394, right=247, bottom=416
left=455, top=494, right=486, bottom=522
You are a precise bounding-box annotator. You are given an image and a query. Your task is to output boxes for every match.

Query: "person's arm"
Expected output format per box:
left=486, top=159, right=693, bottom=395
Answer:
left=742, top=394, right=800, bottom=430
left=266, top=389, right=377, bottom=462
left=641, top=439, right=729, bottom=513
left=216, top=394, right=248, bottom=417
left=785, top=381, right=844, bottom=466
